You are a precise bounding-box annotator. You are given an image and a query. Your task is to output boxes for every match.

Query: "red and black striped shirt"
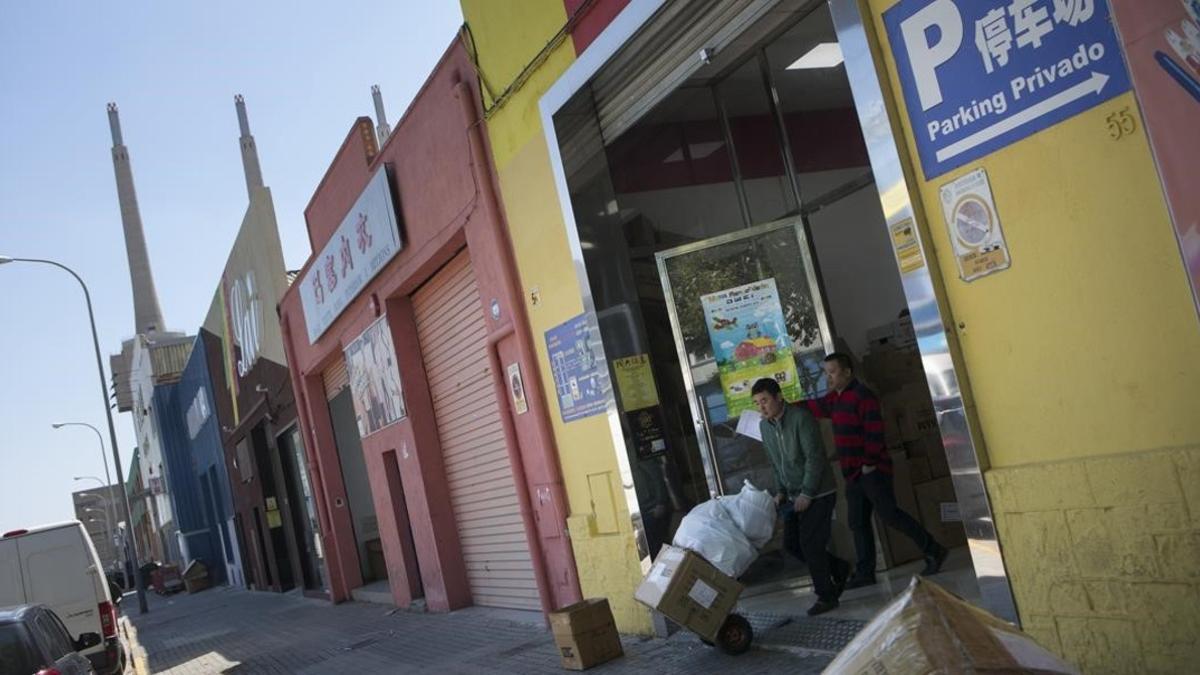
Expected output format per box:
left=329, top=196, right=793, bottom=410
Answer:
left=799, top=379, right=891, bottom=482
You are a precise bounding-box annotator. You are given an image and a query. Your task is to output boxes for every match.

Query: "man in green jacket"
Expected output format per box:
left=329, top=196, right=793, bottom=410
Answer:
left=752, top=377, right=850, bottom=615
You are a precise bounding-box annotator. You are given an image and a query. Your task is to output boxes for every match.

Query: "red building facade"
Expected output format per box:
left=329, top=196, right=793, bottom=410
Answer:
left=277, top=38, right=581, bottom=615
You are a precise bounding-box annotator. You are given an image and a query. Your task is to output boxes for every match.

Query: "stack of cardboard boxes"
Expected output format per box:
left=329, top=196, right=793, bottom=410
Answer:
left=862, top=314, right=966, bottom=568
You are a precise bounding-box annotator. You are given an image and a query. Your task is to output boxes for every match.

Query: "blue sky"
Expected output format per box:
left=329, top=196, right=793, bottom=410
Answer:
left=0, top=2, right=464, bottom=531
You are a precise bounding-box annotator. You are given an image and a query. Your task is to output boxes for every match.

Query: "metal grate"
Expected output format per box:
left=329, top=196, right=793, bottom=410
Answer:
left=748, top=614, right=866, bottom=654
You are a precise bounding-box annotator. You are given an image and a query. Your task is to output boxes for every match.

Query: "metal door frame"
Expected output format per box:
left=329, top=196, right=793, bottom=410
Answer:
left=539, top=0, right=1019, bottom=624
left=654, top=217, right=835, bottom=498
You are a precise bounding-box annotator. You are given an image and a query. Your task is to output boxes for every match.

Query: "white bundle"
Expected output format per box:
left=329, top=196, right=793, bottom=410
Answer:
left=718, top=480, right=777, bottom=549
left=671, top=499, right=758, bottom=577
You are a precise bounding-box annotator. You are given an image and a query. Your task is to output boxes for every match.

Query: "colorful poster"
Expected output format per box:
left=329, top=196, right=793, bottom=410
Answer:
left=939, top=168, right=1011, bottom=282
left=1110, top=0, right=1200, bottom=321
left=344, top=315, right=406, bottom=438
left=700, top=279, right=801, bottom=418
left=545, top=313, right=612, bottom=423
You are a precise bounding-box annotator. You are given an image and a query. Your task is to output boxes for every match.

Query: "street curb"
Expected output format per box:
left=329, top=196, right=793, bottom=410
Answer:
left=119, top=616, right=149, bottom=675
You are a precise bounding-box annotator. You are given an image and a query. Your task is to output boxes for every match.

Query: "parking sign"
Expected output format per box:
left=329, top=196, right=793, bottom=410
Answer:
left=883, top=0, right=1132, bottom=179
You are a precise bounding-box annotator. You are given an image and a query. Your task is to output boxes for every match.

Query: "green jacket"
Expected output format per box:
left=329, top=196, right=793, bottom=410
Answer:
left=760, top=405, right=835, bottom=499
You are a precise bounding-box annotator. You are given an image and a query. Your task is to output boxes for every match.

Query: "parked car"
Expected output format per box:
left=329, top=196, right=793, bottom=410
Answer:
left=0, top=604, right=100, bottom=674
left=0, top=523, right=125, bottom=674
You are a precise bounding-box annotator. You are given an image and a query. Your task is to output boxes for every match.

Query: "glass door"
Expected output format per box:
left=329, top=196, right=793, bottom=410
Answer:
left=656, top=218, right=834, bottom=497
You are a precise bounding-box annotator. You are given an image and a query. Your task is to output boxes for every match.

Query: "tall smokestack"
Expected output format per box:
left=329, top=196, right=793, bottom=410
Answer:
left=372, top=85, right=391, bottom=146
left=235, top=94, right=264, bottom=200
left=107, top=103, right=166, bottom=335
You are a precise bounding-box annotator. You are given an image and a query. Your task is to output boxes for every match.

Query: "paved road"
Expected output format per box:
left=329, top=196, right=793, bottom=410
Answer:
left=124, top=586, right=858, bottom=674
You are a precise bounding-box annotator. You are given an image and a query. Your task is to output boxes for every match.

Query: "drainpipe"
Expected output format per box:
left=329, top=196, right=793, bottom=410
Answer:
left=452, top=76, right=582, bottom=615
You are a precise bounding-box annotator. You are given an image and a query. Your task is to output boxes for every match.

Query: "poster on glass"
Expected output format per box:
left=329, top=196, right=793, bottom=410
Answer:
left=345, top=315, right=406, bottom=437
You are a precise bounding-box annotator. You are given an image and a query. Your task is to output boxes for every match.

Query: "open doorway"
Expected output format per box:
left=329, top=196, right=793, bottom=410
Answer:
left=326, top=385, right=388, bottom=591
left=553, top=0, right=984, bottom=620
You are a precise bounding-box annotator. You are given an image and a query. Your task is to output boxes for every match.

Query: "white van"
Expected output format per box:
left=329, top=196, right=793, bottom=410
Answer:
left=0, top=521, right=125, bottom=674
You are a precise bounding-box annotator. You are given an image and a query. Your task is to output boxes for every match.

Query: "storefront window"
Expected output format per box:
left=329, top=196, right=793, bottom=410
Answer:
left=716, top=58, right=799, bottom=225
left=763, top=5, right=872, bottom=205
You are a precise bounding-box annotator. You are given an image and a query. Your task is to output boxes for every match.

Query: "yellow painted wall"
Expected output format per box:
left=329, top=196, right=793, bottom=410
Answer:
left=864, top=0, right=1200, bottom=671
left=460, top=0, right=653, bottom=634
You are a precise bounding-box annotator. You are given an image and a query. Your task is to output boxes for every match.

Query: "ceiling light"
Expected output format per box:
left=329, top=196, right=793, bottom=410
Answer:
left=786, top=43, right=843, bottom=70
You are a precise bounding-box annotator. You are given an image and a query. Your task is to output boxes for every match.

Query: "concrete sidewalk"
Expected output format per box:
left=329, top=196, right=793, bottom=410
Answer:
left=124, top=586, right=863, bottom=674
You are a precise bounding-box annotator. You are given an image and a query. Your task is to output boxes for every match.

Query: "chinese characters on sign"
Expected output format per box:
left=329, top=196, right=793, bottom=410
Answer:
left=700, top=279, right=801, bottom=421
left=344, top=315, right=407, bottom=438
left=545, top=313, right=612, bottom=423
left=940, top=168, right=1011, bottom=281
left=884, top=0, right=1130, bottom=178
left=300, top=168, right=403, bottom=343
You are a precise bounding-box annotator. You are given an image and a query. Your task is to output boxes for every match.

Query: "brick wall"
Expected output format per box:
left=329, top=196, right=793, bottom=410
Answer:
left=986, top=446, right=1200, bottom=674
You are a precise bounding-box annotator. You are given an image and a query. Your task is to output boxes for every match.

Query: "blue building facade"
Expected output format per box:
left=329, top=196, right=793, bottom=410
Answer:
left=155, top=333, right=239, bottom=585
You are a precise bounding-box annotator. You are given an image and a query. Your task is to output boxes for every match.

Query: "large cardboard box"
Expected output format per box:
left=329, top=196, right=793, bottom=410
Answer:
left=549, top=598, right=623, bottom=670
left=634, top=546, right=743, bottom=641
left=862, top=349, right=923, bottom=393
left=905, top=435, right=949, bottom=480
left=823, top=578, right=1078, bottom=674
left=913, top=478, right=967, bottom=548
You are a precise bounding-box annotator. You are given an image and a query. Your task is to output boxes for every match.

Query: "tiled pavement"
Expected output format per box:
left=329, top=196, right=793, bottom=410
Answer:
left=124, top=586, right=865, bottom=674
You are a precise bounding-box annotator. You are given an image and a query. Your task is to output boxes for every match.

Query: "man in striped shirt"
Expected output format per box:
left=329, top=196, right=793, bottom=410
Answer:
left=800, top=353, right=947, bottom=588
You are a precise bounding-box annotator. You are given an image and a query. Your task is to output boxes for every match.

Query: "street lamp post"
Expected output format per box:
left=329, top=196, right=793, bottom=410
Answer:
left=0, top=255, right=148, bottom=614
left=57, top=422, right=122, bottom=580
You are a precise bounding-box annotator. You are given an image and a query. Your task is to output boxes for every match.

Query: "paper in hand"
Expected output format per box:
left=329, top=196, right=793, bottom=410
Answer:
left=735, top=409, right=763, bottom=441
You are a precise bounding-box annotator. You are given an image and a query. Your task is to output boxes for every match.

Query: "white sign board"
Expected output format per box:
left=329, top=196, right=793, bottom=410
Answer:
left=940, top=168, right=1011, bottom=282
left=300, top=168, right=402, bottom=343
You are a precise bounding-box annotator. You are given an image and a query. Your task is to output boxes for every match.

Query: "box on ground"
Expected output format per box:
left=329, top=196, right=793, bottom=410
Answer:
left=914, top=478, right=967, bottom=548
left=634, top=545, right=742, bottom=641
left=182, top=560, right=209, bottom=594
left=548, top=598, right=623, bottom=670
left=823, top=577, right=1079, bottom=674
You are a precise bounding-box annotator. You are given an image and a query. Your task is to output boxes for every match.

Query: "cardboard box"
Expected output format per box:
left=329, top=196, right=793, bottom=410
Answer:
left=913, top=478, right=967, bottom=548
left=549, top=598, right=623, bottom=670
left=866, top=315, right=917, bottom=353
left=824, top=578, right=1078, bottom=674
left=905, top=435, right=949, bottom=480
left=634, top=545, right=743, bottom=641
left=905, top=453, right=933, bottom=484
left=878, top=453, right=925, bottom=567
left=862, top=349, right=923, bottom=393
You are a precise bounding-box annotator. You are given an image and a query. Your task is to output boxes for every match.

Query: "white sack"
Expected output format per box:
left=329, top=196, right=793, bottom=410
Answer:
left=671, top=499, right=758, bottom=578
left=719, top=480, right=777, bottom=549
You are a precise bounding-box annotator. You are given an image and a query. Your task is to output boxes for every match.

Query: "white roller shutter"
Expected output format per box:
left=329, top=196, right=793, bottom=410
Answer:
left=592, top=0, right=781, bottom=142
left=413, top=252, right=540, bottom=611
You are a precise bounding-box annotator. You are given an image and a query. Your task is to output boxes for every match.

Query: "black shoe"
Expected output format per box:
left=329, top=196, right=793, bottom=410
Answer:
left=844, top=574, right=876, bottom=590
left=921, top=543, right=949, bottom=576
left=807, top=598, right=839, bottom=616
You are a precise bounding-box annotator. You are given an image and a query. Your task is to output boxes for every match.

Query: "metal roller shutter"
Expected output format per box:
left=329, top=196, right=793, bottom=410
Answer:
left=412, top=251, right=540, bottom=611
left=323, top=358, right=349, bottom=400
left=591, top=0, right=781, bottom=142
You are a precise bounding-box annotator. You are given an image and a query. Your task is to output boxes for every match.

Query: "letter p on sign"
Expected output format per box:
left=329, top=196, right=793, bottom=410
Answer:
left=899, top=0, right=963, bottom=111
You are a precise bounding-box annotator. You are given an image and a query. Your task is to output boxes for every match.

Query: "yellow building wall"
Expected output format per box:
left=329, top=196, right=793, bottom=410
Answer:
left=460, top=0, right=653, bottom=634
left=864, top=1, right=1200, bottom=672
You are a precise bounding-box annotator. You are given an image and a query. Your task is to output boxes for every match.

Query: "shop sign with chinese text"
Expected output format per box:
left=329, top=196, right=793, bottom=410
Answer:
left=301, top=168, right=403, bottom=343
left=884, top=0, right=1131, bottom=179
